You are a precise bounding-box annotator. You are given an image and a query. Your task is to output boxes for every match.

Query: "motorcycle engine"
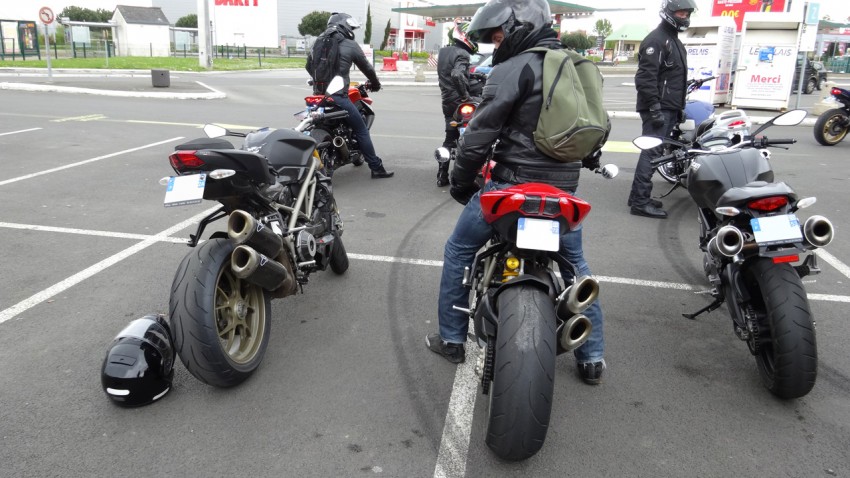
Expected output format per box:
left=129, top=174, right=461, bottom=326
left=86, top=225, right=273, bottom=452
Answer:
left=296, top=230, right=317, bottom=262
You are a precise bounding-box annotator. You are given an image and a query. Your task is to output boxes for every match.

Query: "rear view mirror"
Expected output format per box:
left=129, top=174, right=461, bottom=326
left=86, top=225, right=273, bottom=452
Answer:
left=203, top=124, right=228, bottom=138
left=633, top=136, right=664, bottom=150
left=772, top=109, right=807, bottom=126
left=326, top=76, right=345, bottom=95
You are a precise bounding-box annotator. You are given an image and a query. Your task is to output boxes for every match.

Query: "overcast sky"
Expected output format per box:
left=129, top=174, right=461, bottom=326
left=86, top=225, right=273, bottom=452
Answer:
left=4, top=0, right=848, bottom=28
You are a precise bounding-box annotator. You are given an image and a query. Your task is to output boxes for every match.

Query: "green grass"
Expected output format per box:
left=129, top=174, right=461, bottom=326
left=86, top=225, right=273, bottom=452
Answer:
left=0, top=56, right=307, bottom=71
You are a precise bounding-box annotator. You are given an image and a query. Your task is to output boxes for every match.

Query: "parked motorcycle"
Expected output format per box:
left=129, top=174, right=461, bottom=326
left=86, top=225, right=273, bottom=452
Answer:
left=162, top=78, right=350, bottom=387
left=638, top=109, right=835, bottom=399
left=456, top=163, right=618, bottom=460
left=813, top=86, right=850, bottom=146
left=296, top=80, right=380, bottom=176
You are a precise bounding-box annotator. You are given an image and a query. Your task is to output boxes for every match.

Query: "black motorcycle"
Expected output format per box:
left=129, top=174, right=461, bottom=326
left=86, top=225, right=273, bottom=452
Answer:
left=162, top=110, right=348, bottom=388
left=639, top=109, right=835, bottom=399
left=434, top=72, right=486, bottom=186
left=813, top=86, right=850, bottom=146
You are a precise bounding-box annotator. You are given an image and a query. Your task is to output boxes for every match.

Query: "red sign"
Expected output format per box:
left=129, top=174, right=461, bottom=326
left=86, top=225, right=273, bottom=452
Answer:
left=712, top=0, right=787, bottom=32
left=214, top=0, right=258, bottom=5
left=39, top=6, right=54, bottom=24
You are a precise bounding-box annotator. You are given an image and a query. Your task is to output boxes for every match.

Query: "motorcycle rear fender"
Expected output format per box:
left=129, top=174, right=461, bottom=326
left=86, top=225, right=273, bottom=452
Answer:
left=473, top=274, right=556, bottom=340
left=722, top=263, right=751, bottom=328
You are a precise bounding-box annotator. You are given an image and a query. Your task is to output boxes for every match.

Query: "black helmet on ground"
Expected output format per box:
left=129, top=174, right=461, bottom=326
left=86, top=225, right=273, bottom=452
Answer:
left=660, top=0, right=698, bottom=32
left=327, top=12, right=361, bottom=40
left=101, top=314, right=175, bottom=407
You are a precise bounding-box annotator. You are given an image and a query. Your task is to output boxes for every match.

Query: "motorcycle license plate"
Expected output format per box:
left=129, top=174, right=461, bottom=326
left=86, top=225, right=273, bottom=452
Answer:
left=750, top=214, right=802, bottom=245
left=459, top=126, right=466, bottom=135
left=516, top=217, right=560, bottom=251
left=163, top=173, right=205, bottom=207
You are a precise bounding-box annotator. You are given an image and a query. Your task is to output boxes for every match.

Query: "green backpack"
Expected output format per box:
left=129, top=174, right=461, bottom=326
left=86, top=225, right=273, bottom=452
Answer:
left=526, top=47, right=609, bottom=162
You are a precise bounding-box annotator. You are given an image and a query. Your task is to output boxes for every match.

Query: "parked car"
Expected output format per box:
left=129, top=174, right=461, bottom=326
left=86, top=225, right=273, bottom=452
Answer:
left=792, top=57, right=828, bottom=94
left=469, top=53, right=493, bottom=76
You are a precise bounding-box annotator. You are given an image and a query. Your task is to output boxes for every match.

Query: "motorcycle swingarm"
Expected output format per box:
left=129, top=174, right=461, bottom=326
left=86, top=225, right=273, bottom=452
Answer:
left=187, top=207, right=227, bottom=247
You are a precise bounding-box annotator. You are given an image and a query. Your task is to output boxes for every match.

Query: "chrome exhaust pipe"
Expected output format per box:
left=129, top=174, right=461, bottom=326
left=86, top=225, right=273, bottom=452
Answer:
left=803, top=215, right=834, bottom=248
left=558, top=314, right=593, bottom=352
left=332, top=136, right=350, bottom=162
left=709, top=225, right=744, bottom=257
left=231, top=245, right=289, bottom=291
left=556, top=275, right=600, bottom=318
left=227, top=210, right=282, bottom=258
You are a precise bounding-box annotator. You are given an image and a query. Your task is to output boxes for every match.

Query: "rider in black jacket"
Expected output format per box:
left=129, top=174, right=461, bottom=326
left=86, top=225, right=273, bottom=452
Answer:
left=426, top=0, right=611, bottom=385
left=435, top=23, right=478, bottom=187
left=629, top=0, right=696, bottom=217
left=306, top=12, right=393, bottom=179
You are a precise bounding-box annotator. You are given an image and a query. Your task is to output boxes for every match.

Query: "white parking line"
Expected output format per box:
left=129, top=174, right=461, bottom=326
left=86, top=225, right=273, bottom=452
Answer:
left=0, top=127, right=42, bottom=137
left=0, top=137, right=184, bottom=187
left=0, top=222, right=190, bottom=244
left=0, top=206, right=219, bottom=325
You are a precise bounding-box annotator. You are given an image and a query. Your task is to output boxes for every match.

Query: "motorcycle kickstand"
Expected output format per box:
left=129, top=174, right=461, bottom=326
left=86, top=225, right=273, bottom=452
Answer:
left=683, top=297, right=724, bottom=320
left=657, top=182, right=681, bottom=199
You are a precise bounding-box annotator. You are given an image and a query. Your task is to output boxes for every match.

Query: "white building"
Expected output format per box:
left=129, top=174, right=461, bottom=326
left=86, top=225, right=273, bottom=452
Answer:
left=112, top=5, right=170, bottom=56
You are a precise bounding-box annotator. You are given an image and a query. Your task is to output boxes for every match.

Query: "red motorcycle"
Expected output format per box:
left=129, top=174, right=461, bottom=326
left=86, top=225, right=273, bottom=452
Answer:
left=458, top=163, right=617, bottom=460
left=296, top=80, right=378, bottom=176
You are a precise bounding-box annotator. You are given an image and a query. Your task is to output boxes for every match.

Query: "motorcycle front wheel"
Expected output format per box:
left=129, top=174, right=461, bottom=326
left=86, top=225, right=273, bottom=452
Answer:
left=485, top=284, right=557, bottom=461
left=813, top=108, right=849, bottom=146
left=170, top=238, right=271, bottom=388
left=746, top=258, right=817, bottom=399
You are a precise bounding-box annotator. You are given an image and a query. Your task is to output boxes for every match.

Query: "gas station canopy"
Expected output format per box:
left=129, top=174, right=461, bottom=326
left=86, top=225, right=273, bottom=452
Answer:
left=391, top=1, right=595, bottom=22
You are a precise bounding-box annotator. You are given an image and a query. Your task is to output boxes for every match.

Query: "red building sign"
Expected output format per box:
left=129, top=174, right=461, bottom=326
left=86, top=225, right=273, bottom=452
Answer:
left=712, top=0, right=787, bottom=32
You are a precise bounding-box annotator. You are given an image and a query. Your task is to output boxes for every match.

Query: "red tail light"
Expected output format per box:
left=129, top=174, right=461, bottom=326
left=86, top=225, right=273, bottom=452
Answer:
left=169, top=150, right=205, bottom=171
left=305, top=96, right=326, bottom=106
left=459, top=104, right=476, bottom=121
left=773, top=255, right=799, bottom=264
left=728, top=120, right=747, bottom=128
left=469, top=66, right=476, bottom=73
left=748, top=196, right=788, bottom=212
left=832, top=87, right=843, bottom=96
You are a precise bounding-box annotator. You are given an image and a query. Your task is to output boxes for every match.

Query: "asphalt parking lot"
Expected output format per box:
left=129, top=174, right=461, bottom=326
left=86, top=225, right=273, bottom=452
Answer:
left=1, top=69, right=849, bottom=477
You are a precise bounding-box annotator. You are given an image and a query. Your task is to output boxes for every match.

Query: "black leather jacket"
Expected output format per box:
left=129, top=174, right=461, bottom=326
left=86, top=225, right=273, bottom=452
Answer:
left=305, top=29, right=379, bottom=91
left=453, top=37, right=582, bottom=193
left=437, top=42, right=473, bottom=117
left=635, top=22, right=688, bottom=112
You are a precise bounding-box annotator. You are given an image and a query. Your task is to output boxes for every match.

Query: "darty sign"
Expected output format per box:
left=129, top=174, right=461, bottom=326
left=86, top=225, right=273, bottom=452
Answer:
left=215, top=0, right=259, bottom=5
left=210, top=0, right=277, bottom=47
left=712, top=0, right=787, bottom=31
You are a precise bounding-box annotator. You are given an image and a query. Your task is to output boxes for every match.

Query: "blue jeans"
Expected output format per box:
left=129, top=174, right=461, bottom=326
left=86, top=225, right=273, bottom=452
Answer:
left=437, top=180, right=605, bottom=364
left=330, top=92, right=382, bottom=171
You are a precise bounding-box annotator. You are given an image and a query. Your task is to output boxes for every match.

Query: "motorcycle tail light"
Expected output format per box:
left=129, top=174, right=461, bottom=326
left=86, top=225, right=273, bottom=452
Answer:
left=459, top=104, right=476, bottom=120
left=773, top=255, right=799, bottom=264
left=169, top=150, right=204, bottom=171
left=748, top=196, right=788, bottom=212
left=305, top=96, right=325, bottom=106
left=727, top=120, right=746, bottom=128
left=831, top=87, right=842, bottom=96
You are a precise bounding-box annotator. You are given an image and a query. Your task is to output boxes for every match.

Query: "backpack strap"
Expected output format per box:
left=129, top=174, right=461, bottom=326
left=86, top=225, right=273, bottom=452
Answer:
left=525, top=46, right=573, bottom=110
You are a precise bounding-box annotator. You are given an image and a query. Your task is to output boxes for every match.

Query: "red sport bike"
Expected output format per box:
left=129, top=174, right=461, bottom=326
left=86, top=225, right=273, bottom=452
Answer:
left=457, top=163, right=617, bottom=461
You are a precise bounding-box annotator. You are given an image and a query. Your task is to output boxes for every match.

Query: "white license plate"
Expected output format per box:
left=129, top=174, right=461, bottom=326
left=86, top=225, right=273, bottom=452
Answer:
left=164, top=173, right=205, bottom=207
left=750, top=214, right=802, bottom=245
left=459, top=126, right=466, bottom=135
left=516, top=217, right=560, bottom=251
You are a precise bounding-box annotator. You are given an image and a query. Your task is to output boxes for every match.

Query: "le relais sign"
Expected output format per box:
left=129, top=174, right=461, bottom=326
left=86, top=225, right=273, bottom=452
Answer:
left=712, top=0, right=787, bottom=31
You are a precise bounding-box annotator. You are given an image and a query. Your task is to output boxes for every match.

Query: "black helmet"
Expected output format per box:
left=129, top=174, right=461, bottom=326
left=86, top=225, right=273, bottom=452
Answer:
left=467, top=0, right=552, bottom=44
left=660, top=0, right=697, bottom=32
left=101, top=314, right=175, bottom=407
left=327, top=12, right=360, bottom=40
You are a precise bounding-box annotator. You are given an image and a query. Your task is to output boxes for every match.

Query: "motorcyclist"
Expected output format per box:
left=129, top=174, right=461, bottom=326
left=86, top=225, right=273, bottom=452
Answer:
left=435, top=22, right=479, bottom=187
left=425, top=0, right=610, bottom=385
left=306, top=12, right=394, bottom=179
left=629, top=0, right=696, bottom=217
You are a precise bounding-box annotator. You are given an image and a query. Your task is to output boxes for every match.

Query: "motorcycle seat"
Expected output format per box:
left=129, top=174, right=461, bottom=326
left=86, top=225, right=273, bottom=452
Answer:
left=715, top=181, right=796, bottom=207
left=174, top=137, right=233, bottom=151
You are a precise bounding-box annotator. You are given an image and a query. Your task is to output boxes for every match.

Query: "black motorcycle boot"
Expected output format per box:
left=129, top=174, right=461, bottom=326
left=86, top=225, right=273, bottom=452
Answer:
left=425, top=334, right=465, bottom=364
left=436, top=162, right=450, bottom=187
left=630, top=204, right=668, bottom=219
left=371, top=165, right=395, bottom=179
left=577, top=359, right=606, bottom=385
left=628, top=198, right=663, bottom=208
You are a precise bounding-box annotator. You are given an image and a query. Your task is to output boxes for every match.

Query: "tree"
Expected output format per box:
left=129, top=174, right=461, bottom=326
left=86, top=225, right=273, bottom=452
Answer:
left=175, top=14, right=197, bottom=28
left=364, top=4, right=373, bottom=45
left=298, top=11, right=332, bottom=37
left=59, top=6, right=112, bottom=22
left=560, top=31, right=593, bottom=52
left=593, top=19, right=613, bottom=42
left=380, top=19, right=391, bottom=50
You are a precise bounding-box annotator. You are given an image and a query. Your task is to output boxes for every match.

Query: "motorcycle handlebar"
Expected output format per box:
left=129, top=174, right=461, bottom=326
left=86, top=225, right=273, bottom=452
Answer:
left=649, top=152, right=678, bottom=167
left=751, top=137, right=797, bottom=148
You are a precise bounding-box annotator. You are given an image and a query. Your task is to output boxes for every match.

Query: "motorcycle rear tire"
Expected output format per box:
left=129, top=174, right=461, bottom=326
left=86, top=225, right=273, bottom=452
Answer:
left=813, top=108, right=849, bottom=146
left=169, top=238, right=271, bottom=388
left=486, top=284, right=557, bottom=461
left=747, top=258, right=817, bottom=399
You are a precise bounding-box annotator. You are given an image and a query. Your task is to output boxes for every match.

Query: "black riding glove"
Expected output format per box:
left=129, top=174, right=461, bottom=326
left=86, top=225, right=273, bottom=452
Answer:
left=581, top=149, right=601, bottom=171
left=449, top=179, right=480, bottom=206
left=369, top=81, right=382, bottom=92
left=677, top=109, right=686, bottom=124
left=649, top=109, right=664, bottom=129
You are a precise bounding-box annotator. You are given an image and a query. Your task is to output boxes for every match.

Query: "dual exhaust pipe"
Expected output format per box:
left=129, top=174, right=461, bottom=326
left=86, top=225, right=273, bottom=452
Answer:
left=227, top=210, right=292, bottom=292
left=708, top=216, right=834, bottom=259
left=555, top=275, right=599, bottom=352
